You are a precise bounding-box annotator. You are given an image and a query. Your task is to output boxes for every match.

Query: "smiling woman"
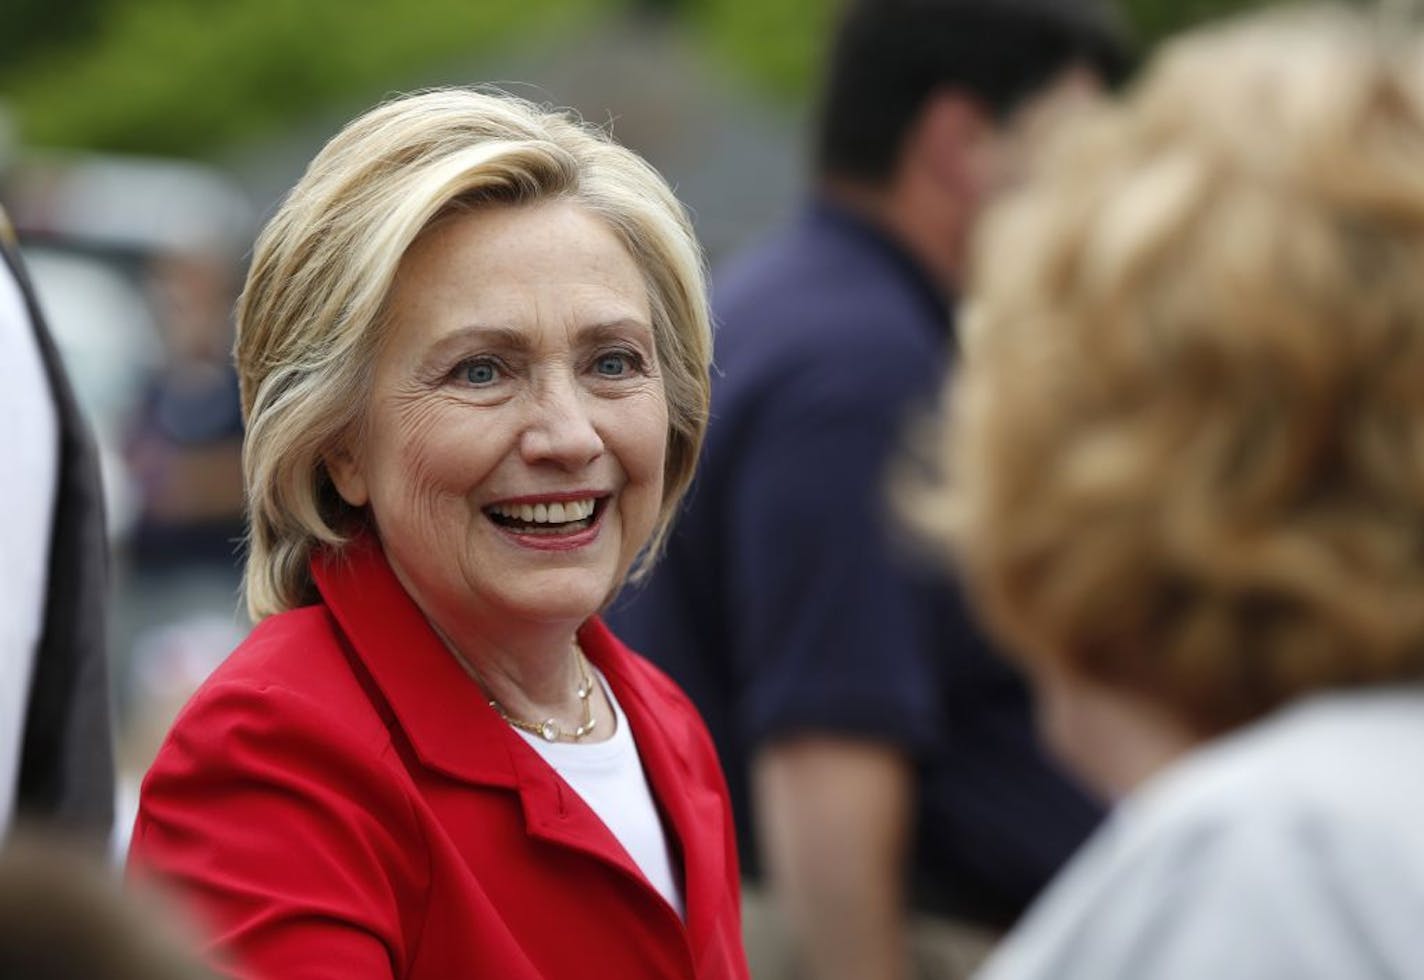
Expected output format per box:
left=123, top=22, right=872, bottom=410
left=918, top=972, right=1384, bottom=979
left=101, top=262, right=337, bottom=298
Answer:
left=126, top=89, right=748, bottom=980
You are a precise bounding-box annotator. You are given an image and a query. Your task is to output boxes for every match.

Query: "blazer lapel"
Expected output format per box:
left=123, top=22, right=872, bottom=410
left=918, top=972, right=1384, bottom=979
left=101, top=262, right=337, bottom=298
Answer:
left=503, top=734, right=665, bottom=899
left=581, top=619, right=730, bottom=953
left=313, top=535, right=516, bottom=789
left=312, top=536, right=672, bottom=901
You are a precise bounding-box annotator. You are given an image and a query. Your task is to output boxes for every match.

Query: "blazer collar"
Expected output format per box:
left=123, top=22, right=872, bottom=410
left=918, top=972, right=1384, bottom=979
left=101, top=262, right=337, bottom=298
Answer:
left=312, top=534, right=728, bottom=948
left=312, top=533, right=521, bottom=787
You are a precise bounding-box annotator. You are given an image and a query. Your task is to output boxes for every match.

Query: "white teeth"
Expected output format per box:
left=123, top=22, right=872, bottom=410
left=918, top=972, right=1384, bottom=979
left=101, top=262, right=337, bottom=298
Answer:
left=488, top=498, right=597, bottom=524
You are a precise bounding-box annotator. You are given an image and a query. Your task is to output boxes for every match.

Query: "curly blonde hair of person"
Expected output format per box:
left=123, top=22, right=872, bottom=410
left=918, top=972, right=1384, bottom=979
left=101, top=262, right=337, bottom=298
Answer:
left=236, top=88, right=711, bottom=622
left=922, top=4, right=1424, bottom=735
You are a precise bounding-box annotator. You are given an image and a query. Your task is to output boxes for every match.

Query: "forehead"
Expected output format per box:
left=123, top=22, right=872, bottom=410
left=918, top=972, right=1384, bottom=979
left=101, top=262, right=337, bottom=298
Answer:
left=404, top=199, right=643, bottom=294
left=386, top=200, right=649, bottom=330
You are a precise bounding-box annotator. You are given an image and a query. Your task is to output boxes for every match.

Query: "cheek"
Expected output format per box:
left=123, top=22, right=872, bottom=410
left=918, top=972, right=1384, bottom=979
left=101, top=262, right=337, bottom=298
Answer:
left=609, top=393, right=669, bottom=522
left=372, top=401, right=492, bottom=510
left=629, top=396, right=671, bottom=489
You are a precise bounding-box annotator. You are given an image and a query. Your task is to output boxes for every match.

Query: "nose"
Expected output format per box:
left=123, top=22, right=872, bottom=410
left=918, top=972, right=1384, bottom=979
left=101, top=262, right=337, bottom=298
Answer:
left=519, top=375, right=604, bottom=469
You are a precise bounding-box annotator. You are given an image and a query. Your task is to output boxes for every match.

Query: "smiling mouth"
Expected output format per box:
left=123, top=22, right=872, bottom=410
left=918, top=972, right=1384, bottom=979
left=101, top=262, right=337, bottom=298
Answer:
left=484, top=497, right=604, bottom=536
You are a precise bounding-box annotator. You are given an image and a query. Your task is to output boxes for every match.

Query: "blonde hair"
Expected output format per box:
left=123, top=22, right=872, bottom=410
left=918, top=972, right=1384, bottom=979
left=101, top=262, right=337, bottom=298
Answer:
left=236, top=88, right=711, bottom=621
left=926, top=5, right=1424, bottom=734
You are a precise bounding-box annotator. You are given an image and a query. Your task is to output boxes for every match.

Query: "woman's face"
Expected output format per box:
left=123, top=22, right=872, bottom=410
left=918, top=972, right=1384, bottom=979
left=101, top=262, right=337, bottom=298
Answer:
left=329, top=200, right=668, bottom=634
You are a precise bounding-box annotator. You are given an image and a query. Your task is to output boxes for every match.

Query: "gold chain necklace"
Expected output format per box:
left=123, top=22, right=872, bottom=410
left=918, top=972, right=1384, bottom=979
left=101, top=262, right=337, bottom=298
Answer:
left=451, top=641, right=598, bottom=743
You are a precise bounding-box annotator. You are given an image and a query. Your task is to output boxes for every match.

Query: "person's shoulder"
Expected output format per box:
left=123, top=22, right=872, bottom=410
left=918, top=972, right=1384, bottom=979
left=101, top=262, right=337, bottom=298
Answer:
left=1041, top=692, right=1424, bottom=912
left=1135, top=690, right=1424, bottom=832
left=982, top=694, right=1424, bottom=980
left=712, top=220, right=944, bottom=361
left=976, top=743, right=1293, bottom=980
left=711, top=272, right=946, bottom=426
left=1098, top=710, right=1339, bottom=864
left=164, top=603, right=393, bottom=759
left=200, top=603, right=345, bottom=694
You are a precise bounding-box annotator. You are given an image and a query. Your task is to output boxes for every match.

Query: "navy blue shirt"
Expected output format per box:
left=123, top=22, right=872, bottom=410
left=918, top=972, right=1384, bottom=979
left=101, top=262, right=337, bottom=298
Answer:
left=608, top=198, right=1102, bottom=926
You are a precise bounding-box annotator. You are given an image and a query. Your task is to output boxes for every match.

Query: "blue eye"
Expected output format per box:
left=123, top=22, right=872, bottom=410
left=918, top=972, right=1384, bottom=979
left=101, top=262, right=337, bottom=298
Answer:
left=459, top=359, right=500, bottom=386
left=595, top=352, right=635, bottom=377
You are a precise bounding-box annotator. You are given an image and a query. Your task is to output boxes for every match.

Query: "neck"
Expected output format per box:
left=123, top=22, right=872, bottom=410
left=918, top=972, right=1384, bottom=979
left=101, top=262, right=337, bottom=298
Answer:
left=440, top=618, right=615, bottom=745
left=371, top=535, right=614, bottom=742
left=439, top=619, right=586, bottom=718
left=819, top=176, right=966, bottom=293
left=1038, top=667, right=1202, bottom=800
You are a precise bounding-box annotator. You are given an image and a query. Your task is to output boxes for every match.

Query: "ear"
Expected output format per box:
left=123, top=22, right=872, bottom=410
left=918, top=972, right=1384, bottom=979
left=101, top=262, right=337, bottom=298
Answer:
left=325, top=445, right=370, bottom=508
left=905, top=89, right=994, bottom=196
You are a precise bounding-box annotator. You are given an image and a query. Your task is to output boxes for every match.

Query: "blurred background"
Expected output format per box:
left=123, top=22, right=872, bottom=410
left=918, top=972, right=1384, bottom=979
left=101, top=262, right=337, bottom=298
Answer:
left=1, top=0, right=1278, bottom=855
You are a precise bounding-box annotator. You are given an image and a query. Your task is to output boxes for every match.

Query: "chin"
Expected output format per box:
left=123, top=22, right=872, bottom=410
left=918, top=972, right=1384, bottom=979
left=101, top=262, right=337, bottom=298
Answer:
left=497, top=568, right=621, bottom=625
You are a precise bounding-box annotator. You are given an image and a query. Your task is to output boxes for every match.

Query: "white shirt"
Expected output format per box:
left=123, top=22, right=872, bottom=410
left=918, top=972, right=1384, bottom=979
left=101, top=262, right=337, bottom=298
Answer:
left=978, top=688, right=1424, bottom=980
left=0, top=254, right=59, bottom=836
left=516, top=668, right=686, bottom=920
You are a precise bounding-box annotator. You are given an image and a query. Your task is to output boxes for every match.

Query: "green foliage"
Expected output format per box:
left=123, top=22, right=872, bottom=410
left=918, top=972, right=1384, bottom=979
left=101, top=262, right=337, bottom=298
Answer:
left=688, top=0, right=839, bottom=98
left=2, top=0, right=601, bottom=158
left=0, top=0, right=1334, bottom=159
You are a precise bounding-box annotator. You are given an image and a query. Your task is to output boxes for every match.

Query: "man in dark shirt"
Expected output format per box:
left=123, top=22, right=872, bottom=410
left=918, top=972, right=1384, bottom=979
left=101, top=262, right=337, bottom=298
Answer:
left=609, top=2, right=1130, bottom=977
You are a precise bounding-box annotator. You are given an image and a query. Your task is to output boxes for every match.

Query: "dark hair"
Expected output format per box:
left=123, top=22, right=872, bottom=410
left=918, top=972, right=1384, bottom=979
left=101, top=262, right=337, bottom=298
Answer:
left=815, top=0, right=1132, bottom=183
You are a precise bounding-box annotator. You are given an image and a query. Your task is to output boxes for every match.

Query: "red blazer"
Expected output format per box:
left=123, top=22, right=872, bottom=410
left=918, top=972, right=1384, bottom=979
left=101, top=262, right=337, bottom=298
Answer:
left=129, top=536, right=749, bottom=979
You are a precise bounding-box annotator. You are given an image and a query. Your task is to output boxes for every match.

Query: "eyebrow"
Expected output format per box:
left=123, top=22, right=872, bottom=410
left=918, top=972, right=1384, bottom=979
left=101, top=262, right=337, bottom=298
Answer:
left=579, top=318, right=656, bottom=345
left=423, top=318, right=654, bottom=362
left=425, top=325, right=531, bottom=361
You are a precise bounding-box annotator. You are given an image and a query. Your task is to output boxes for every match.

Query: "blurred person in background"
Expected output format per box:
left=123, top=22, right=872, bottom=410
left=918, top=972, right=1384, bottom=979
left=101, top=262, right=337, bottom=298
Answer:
left=128, top=88, right=749, bottom=979
left=609, top=1, right=1127, bottom=977
left=0, top=832, right=212, bottom=979
left=920, top=6, right=1424, bottom=978
left=0, top=204, right=113, bottom=851
left=112, top=242, right=249, bottom=856
left=124, top=247, right=246, bottom=569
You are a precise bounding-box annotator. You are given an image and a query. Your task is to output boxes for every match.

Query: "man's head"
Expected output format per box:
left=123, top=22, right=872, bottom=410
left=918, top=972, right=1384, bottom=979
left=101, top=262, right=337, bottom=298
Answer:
left=815, top=0, right=1131, bottom=285
left=817, top=0, right=1130, bottom=183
